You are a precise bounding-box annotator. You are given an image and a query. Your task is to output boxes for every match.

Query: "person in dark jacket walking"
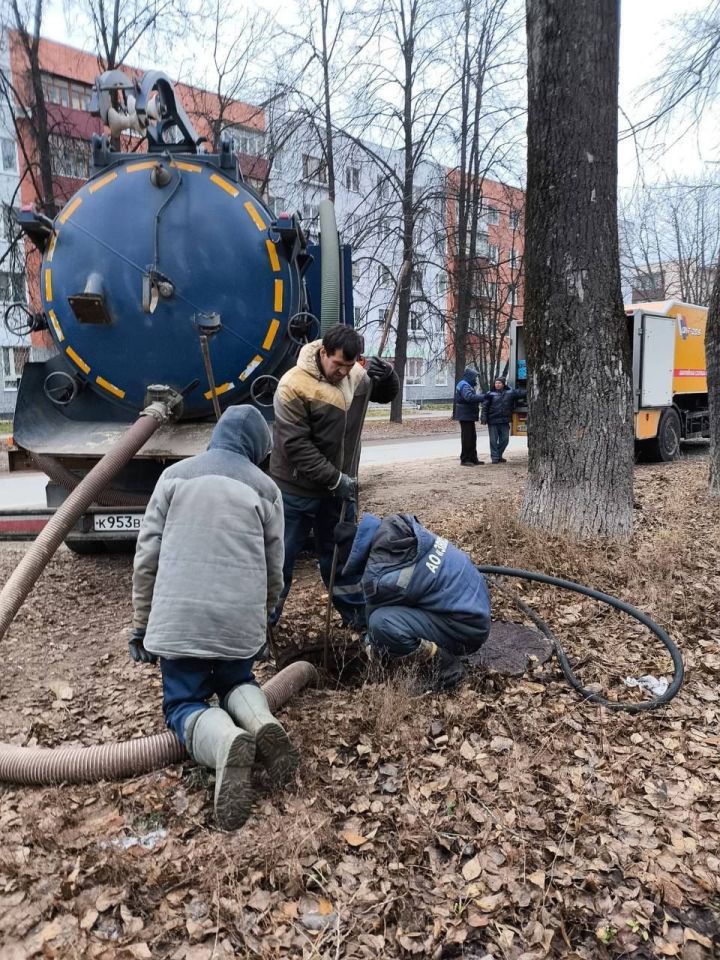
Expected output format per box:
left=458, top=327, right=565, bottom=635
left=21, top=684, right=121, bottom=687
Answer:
left=130, top=406, right=298, bottom=831
left=270, top=324, right=399, bottom=626
left=333, top=513, right=492, bottom=690
left=483, top=377, right=526, bottom=464
left=453, top=367, right=485, bottom=465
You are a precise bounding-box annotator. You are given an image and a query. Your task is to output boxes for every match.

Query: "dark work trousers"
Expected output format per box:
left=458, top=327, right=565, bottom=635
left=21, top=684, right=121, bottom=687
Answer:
left=488, top=423, right=511, bottom=462
left=270, top=493, right=364, bottom=627
left=367, top=606, right=487, bottom=658
left=459, top=420, right=478, bottom=464
left=160, top=656, right=257, bottom=744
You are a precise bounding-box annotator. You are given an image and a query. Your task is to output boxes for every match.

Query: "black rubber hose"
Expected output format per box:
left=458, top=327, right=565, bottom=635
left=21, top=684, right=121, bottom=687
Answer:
left=476, top=565, right=684, bottom=713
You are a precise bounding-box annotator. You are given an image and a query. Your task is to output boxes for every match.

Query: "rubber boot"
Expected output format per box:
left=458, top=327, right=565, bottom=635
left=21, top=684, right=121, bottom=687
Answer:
left=224, top=684, right=299, bottom=789
left=407, top=639, right=464, bottom=692
left=185, top=708, right=256, bottom=831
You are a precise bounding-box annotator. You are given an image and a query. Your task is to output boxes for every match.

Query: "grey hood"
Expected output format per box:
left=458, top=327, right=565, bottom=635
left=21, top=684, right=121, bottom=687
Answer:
left=208, top=405, right=272, bottom=464
left=463, top=367, right=479, bottom=387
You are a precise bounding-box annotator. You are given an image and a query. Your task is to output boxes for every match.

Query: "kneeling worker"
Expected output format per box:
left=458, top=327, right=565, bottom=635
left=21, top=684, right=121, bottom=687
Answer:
left=334, top=513, right=491, bottom=689
left=129, top=406, right=298, bottom=831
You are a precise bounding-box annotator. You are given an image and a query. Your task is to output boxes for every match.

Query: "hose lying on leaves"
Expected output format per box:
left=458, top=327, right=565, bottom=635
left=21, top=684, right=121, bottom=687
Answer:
left=477, top=565, right=684, bottom=713
left=0, top=660, right=318, bottom=786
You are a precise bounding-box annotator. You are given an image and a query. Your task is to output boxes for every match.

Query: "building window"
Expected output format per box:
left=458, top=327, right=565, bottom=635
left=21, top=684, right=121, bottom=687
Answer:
left=269, top=196, right=287, bottom=216
left=50, top=136, right=91, bottom=179
left=302, top=203, right=320, bottom=224
left=226, top=126, right=264, bottom=156
left=510, top=247, right=518, bottom=269
left=345, top=166, right=360, bottom=192
left=377, top=175, right=389, bottom=200
left=352, top=260, right=361, bottom=284
left=303, top=154, right=327, bottom=184
left=484, top=280, right=497, bottom=301
left=378, top=264, right=393, bottom=286
left=0, top=204, right=16, bottom=241
left=378, top=220, right=392, bottom=241
left=409, top=310, right=423, bottom=334
left=434, top=364, right=448, bottom=386
left=405, top=358, right=424, bottom=384
left=2, top=346, right=29, bottom=390
left=482, top=202, right=499, bottom=224
left=487, top=243, right=498, bottom=264
left=412, top=269, right=423, bottom=292
left=0, top=137, right=17, bottom=173
left=509, top=210, right=520, bottom=230
left=377, top=308, right=388, bottom=326
left=41, top=74, right=92, bottom=111
left=437, top=274, right=448, bottom=296
left=354, top=306, right=362, bottom=325
left=0, top=271, right=24, bottom=302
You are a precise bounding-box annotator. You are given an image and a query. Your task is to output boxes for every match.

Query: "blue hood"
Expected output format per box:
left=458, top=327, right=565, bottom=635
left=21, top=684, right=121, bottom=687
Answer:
left=342, top=513, right=382, bottom=579
left=208, top=406, right=272, bottom=465
left=463, top=367, right=479, bottom=387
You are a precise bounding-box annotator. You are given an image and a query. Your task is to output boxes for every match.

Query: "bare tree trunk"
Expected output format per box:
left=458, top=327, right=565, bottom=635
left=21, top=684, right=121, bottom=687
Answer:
left=706, top=268, right=720, bottom=495
left=520, top=0, right=633, bottom=538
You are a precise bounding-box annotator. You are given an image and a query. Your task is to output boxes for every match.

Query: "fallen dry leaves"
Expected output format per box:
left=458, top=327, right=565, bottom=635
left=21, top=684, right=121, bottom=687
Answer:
left=0, top=456, right=718, bottom=958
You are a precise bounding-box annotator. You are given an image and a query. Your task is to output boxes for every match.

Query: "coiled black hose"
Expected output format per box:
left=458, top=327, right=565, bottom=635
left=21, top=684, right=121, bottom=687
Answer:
left=477, top=565, right=684, bottom=713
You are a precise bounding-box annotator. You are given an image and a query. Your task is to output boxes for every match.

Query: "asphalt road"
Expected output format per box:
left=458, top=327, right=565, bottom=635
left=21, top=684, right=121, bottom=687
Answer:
left=0, top=432, right=528, bottom=511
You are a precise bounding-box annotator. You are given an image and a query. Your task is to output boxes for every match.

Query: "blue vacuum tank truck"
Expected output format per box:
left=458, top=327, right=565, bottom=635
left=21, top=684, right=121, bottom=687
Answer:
left=9, top=70, right=353, bottom=552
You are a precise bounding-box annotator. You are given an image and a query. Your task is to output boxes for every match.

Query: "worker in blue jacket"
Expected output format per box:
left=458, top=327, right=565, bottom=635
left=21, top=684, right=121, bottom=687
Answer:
left=334, top=513, right=492, bottom=690
left=453, top=367, right=485, bottom=465
left=483, top=377, right=527, bottom=463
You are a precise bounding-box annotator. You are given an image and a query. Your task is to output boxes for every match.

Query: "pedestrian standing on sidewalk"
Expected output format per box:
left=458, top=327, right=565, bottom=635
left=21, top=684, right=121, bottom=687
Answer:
left=269, top=323, right=399, bottom=627
left=484, top=376, right=526, bottom=463
left=453, top=367, right=486, bottom=465
left=129, top=406, right=298, bottom=831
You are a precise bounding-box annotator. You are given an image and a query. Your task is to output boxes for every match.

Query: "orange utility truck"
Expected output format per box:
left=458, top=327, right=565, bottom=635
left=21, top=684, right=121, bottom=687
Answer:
left=508, top=301, right=710, bottom=461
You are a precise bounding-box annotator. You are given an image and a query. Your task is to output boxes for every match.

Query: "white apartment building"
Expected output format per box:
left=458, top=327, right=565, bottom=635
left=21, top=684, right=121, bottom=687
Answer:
left=267, top=123, right=454, bottom=403
left=0, top=33, right=29, bottom=419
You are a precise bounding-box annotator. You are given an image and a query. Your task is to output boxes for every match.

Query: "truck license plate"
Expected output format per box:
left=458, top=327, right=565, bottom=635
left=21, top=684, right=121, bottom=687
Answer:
left=93, top=513, right=142, bottom=532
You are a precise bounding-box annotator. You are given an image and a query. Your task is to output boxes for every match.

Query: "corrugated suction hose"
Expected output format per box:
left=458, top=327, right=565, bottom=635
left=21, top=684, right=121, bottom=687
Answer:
left=31, top=452, right=149, bottom=507
left=0, top=661, right=318, bottom=785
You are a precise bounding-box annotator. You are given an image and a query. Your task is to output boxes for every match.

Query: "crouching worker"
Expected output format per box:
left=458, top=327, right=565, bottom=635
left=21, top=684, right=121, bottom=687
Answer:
left=129, top=406, right=299, bottom=831
left=333, top=514, right=491, bottom=690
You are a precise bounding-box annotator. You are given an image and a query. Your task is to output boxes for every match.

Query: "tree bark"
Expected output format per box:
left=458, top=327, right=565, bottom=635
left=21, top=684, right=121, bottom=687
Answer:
left=520, top=0, right=633, bottom=538
left=706, top=267, right=720, bottom=495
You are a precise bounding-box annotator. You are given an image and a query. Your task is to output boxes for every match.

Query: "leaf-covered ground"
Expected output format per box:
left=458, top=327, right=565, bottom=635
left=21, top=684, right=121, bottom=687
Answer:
left=0, top=454, right=719, bottom=959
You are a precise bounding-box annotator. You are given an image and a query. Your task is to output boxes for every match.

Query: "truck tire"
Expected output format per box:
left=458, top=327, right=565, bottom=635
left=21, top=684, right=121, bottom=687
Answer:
left=647, top=408, right=682, bottom=462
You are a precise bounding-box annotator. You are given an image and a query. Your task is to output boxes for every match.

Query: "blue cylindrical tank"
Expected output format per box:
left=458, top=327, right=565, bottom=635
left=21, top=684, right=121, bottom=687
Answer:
left=40, top=154, right=302, bottom=419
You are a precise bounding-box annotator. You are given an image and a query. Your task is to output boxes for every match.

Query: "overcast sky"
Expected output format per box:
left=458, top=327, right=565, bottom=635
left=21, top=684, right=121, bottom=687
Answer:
left=39, top=0, right=714, bottom=189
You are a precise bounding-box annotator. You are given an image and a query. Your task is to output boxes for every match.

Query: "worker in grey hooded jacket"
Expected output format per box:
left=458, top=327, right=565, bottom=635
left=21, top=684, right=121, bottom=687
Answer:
left=130, top=405, right=298, bottom=831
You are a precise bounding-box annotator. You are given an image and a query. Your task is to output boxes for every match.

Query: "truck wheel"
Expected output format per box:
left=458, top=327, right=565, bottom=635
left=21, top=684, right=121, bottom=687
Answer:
left=648, top=408, right=682, bottom=462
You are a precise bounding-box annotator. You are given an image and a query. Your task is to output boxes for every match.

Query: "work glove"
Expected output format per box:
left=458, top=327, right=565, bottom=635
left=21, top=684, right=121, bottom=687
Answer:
left=366, top=356, right=393, bottom=381
left=128, top=627, right=157, bottom=664
left=332, top=473, right=357, bottom=501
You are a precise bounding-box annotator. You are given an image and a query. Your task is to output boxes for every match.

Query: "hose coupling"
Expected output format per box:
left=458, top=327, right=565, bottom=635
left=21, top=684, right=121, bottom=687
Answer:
left=142, top=384, right=184, bottom=422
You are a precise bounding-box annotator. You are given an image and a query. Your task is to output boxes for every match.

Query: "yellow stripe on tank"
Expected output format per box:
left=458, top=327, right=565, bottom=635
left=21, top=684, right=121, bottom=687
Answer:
left=96, top=375, right=125, bottom=399
left=274, top=279, right=283, bottom=312
left=262, top=318, right=280, bottom=350
left=66, top=346, right=90, bottom=374
left=239, top=355, right=263, bottom=382
left=265, top=238, right=281, bottom=272
left=89, top=171, right=118, bottom=193
left=58, top=196, right=82, bottom=224
left=204, top=381, right=234, bottom=400
left=44, top=269, right=53, bottom=302
left=48, top=309, right=64, bottom=342
left=171, top=160, right=202, bottom=173
left=46, top=233, right=57, bottom=263
left=244, top=201, right=266, bottom=231
left=126, top=161, right=159, bottom=173
left=210, top=174, right=239, bottom=197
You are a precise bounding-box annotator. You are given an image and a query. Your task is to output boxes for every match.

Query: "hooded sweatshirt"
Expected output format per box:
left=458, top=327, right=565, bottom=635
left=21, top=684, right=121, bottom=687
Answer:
left=454, top=368, right=485, bottom=422
left=270, top=339, right=399, bottom=497
left=132, top=405, right=284, bottom=660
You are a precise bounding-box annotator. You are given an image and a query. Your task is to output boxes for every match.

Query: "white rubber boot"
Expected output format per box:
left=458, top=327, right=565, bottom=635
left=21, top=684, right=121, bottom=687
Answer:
left=224, top=684, right=299, bottom=789
left=185, top=708, right=256, bottom=830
